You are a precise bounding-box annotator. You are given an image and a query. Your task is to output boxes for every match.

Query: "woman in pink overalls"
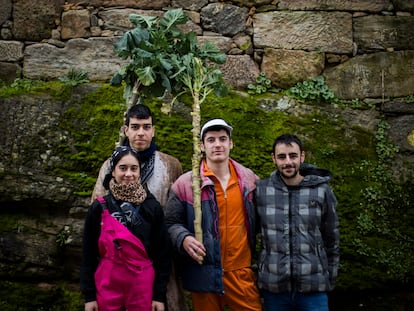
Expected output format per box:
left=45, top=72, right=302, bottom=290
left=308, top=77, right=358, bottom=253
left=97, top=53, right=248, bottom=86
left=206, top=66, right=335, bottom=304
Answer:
left=80, top=146, right=171, bottom=311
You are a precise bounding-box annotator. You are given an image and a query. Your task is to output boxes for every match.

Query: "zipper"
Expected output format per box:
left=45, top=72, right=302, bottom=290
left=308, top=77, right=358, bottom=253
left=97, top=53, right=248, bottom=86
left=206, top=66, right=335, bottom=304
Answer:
left=288, top=189, right=295, bottom=291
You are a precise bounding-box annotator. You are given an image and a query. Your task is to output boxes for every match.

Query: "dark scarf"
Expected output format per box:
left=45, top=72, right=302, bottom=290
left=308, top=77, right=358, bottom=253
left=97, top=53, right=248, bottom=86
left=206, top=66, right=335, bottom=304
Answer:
left=126, top=140, right=156, bottom=185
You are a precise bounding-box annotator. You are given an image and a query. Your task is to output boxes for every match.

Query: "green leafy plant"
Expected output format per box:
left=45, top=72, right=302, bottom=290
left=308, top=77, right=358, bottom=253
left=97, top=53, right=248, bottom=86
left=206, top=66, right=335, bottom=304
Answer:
left=336, top=97, right=376, bottom=110
left=56, top=225, right=73, bottom=247
left=288, top=75, right=336, bottom=103
left=0, top=79, right=74, bottom=99
left=10, top=78, right=44, bottom=91
left=58, top=68, right=89, bottom=87
left=110, top=8, right=226, bottom=109
left=111, top=8, right=227, bottom=242
left=404, top=94, right=414, bottom=102
left=352, top=120, right=413, bottom=281
left=247, top=72, right=274, bottom=95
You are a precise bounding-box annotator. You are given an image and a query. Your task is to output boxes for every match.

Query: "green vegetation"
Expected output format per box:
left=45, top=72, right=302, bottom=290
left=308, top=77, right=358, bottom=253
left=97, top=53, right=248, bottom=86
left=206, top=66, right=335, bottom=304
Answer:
left=338, top=120, right=414, bottom=288
left=404, top=94, right=414, bottom=103
left=0, top=78, right=67, bottom=98
left=56, top=225, right=73, bottom=247
left=1, top=74, right=413, bottom=309
left=0, top=281, right=83, bottom=311
left=247, top=72, right=276, bottom=95
left=53, top=84, right=126, bottom=195
left=110, top=8, right=228, bottom=242
left=288, top=75, right=336, bottom=103
left=340, top=98, right=376, bottom=109
left=58, top=68, right=89, bottom=87
left=110, top=8, right=226, bottom=108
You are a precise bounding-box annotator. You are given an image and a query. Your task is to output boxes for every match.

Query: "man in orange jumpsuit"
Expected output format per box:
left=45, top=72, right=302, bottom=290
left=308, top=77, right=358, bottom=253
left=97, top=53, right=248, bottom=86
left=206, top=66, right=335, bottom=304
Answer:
left=165, top=119, right=262, bottom=311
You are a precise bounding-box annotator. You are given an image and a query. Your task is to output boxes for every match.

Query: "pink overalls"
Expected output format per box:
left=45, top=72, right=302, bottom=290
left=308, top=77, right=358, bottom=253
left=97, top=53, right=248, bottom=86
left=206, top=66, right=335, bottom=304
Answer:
left=95, top=205, right=155, bottom=311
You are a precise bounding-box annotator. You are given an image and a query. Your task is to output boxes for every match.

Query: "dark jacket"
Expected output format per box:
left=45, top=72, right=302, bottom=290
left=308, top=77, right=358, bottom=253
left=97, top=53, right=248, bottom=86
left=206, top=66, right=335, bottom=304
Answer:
left=80, top=191, right=171, bottom=303
left=256, top=164, right=339, bottom=293
left=164, top=158, right=258, bottom=294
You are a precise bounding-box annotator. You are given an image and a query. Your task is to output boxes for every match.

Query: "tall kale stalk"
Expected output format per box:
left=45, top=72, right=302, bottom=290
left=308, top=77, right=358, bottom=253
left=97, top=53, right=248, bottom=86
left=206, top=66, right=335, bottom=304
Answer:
left=110, top=9, right=227, bottom=242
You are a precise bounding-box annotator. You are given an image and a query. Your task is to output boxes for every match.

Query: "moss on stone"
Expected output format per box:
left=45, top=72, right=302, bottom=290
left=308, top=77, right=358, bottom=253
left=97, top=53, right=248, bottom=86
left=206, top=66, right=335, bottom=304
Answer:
left=0, top=80, right=72, bottom=99
left=52, top=84, right=125, bottom=195
left=0, top=213, right=24, bottom=233
left=1, top=81, right=413, bottom=300
left=0, top=281, right=83, bottom=310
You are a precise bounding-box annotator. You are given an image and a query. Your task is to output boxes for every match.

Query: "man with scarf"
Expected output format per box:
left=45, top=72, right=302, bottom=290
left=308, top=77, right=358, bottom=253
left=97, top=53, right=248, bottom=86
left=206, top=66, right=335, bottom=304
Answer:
left=91, top=104, right=186, bottom=311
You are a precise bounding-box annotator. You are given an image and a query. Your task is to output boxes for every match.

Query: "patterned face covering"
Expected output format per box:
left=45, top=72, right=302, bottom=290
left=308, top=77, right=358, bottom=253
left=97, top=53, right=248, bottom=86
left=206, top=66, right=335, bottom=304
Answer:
left=109, top=179, right=147, bottom=205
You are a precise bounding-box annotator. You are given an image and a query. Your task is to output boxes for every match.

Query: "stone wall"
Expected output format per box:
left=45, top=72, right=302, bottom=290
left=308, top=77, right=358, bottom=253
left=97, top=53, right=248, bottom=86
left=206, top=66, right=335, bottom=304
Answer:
left=1, top=0, right=414, bottom=99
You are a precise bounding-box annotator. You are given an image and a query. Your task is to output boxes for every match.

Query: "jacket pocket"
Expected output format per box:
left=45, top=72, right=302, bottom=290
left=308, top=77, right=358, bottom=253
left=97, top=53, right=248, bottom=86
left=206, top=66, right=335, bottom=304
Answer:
left=316, top=243, right=329, bottom=272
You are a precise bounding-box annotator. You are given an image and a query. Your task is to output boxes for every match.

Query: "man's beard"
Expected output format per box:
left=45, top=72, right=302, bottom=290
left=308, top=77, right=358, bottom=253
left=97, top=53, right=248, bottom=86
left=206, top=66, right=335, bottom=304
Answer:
left=280, top=164, right=299, bottom=179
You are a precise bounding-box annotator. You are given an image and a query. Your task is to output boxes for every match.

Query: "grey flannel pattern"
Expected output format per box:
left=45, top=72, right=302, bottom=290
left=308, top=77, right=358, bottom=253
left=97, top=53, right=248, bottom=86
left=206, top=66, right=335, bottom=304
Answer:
left=256, top=169, right=339, bottom=293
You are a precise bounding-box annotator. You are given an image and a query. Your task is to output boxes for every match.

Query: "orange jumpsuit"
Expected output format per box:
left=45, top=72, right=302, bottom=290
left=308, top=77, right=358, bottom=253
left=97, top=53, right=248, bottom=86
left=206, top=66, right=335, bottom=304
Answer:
left=191, top=162, right=262, bottom=311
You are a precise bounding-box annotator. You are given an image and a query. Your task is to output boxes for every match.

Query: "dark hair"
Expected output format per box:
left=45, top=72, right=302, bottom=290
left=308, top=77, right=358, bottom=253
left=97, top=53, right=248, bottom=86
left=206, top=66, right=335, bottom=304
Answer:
left=124, top=104, right=155, bottom=126
left=103, top=146, right=140, bottom=189
left=272, top=134, right=303, bottom=153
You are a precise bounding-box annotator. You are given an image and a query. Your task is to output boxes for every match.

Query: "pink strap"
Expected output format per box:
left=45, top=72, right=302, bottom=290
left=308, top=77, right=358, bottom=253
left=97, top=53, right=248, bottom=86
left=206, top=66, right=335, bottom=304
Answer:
left=97, top=196, right=105, bottom=204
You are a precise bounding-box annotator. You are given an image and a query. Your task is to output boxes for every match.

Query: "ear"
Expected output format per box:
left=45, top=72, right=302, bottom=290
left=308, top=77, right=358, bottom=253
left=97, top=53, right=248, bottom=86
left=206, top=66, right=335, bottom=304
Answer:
left=271, top=153, right=277, bottom=165
left=200, top=141, right=205, bottom=152
left=229, top=139, right=234, bottom=150
left=300, top=151, right=305, bottom=163
left=123, top=124, right=129, bottom=136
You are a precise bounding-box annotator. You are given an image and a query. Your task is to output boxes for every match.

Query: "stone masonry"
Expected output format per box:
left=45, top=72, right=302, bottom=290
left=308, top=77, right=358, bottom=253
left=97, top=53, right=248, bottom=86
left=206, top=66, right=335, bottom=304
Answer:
left=0, top=0, right=413, bottom=98
left=0, top=0, right=413, bottom=157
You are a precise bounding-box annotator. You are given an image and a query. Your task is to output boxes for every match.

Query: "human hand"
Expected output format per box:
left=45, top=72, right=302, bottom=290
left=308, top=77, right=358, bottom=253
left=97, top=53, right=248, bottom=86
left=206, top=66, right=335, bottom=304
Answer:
left=85, top=301, right=98, bottom=311
left=183, top=235, right=206, bottom=264
left=152, top=301, right=165, bottom=311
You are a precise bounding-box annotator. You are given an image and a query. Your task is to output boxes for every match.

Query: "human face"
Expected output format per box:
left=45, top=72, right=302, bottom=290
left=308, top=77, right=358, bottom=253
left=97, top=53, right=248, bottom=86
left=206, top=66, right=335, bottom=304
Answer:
left=112, top=154, right=140, bottom=185
left=272, top=142, right=305, bottom=185
left=201, top=129, right=233, bottom=164
left=124, top=117, right=155, bottom=151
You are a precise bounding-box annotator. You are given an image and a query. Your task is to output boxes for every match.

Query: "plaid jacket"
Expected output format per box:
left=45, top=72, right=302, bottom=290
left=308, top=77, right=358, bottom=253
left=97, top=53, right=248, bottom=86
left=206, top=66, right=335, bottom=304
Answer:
left=256, top=164, right=339, bottom=293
